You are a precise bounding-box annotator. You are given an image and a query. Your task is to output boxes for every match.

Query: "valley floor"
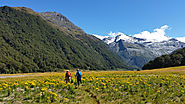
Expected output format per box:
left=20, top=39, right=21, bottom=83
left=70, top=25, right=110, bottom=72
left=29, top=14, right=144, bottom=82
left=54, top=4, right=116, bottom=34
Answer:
left=0, top=66, right=185, bottom=104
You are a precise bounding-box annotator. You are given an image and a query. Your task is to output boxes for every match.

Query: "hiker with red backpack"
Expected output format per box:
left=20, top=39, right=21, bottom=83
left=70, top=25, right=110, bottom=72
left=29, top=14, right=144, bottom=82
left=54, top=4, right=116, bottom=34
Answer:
left=65, top=70, right=71, bottom=83
left=75, top=69, right=82, bottom=89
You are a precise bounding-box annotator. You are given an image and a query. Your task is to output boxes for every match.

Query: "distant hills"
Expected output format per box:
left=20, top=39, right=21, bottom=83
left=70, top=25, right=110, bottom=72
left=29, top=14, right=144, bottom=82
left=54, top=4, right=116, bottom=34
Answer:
left=96, top=32, right=185, bottom=68
left=0, top=6, right=130, bottom=73
left=143, top=47, right=185, bottom=70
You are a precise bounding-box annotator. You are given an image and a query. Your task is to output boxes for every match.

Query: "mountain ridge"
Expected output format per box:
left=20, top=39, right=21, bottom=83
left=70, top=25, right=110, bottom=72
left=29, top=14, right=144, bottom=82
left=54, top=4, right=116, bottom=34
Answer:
left=0, top=6, right=130, bottom=73
left=39, top=11, right=85, bottom=35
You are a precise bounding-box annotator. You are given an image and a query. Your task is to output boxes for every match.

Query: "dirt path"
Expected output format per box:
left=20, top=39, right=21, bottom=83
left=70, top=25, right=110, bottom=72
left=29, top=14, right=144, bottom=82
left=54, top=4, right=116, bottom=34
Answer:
left=0, top=75, right=33, bottom=78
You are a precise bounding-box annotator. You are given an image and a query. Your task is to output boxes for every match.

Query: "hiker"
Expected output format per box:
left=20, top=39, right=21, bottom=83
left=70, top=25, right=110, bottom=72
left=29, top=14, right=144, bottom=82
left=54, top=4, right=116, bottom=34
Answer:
left=75, top=69, right=82, bottom=89
left=65, top=70, right=71, bottom=83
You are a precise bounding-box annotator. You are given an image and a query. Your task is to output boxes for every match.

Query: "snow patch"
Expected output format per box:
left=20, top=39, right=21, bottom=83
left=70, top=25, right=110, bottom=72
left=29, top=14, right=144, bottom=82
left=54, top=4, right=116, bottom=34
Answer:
left=109, top=32, right=131, bottom=42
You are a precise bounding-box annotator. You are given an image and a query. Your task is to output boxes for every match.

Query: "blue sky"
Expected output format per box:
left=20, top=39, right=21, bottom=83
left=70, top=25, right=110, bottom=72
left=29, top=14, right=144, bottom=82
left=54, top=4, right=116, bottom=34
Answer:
left=1, top=0, right=185, bottom=38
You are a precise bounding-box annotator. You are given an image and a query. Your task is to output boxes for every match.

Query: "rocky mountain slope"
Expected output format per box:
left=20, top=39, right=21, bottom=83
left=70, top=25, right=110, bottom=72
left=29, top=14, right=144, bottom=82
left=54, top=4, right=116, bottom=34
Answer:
left=39, top=12, right=85, bottom=35
left=0, top=6, right=130, bottom=73
left=100, top=32, right=185, bottom=68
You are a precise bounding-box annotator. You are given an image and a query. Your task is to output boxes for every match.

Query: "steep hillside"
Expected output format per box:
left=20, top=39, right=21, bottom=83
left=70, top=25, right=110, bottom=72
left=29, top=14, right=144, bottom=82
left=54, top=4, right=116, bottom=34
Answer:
left=143, top=47, right=185, bottom=70
left=0, top=6, right=129, bottom=73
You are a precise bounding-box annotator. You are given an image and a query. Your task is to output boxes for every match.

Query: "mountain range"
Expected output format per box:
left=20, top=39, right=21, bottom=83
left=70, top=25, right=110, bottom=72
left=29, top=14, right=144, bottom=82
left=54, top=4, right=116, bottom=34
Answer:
left=1, top=6, right=184, bottom=73
left=0, top=6, right=130, bottom=73
left=95, top=32, right=185, bottom=68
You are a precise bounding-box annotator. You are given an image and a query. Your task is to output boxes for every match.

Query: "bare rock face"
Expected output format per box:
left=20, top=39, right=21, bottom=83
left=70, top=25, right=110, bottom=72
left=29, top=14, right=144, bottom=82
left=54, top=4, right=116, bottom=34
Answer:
left=39, top=12, right=84, bottom=33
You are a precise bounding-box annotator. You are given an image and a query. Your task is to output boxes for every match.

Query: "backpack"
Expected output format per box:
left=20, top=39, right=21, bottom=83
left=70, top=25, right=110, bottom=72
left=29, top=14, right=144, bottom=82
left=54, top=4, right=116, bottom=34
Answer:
left=67, top=72, right=71, bottom=77
left=77, top=71, right=82, bottom=78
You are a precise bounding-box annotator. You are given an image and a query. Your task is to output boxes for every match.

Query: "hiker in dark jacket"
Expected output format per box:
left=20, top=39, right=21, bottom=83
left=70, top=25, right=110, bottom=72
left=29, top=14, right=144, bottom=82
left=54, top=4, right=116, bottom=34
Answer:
left=75, top=69, right=82, bottom=88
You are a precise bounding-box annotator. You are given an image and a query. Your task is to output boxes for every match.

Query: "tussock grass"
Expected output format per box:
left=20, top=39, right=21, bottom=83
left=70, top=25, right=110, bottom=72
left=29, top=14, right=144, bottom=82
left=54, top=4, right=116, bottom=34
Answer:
left=0, top=66, right=184, bottom=103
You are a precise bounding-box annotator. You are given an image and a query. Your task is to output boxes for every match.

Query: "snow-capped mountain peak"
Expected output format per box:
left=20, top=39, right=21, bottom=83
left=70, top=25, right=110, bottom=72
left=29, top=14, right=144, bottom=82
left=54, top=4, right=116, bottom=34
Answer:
left=101, top=32, right=185, bottom=68
left=92, top=25, right=185, bottom=68
left=114, top=33, right=133, bottom=42
left=100, top=32, right=140, bottom=44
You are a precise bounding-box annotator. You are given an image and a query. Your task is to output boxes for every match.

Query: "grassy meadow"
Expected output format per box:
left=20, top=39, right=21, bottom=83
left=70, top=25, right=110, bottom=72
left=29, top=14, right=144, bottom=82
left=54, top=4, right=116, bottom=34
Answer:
left=0, top=66, right=185, bottom=104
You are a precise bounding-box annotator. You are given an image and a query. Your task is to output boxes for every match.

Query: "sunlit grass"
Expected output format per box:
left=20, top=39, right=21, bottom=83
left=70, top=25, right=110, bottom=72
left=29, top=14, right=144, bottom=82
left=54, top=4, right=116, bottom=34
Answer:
left=0, top=66, right=184, bottom=103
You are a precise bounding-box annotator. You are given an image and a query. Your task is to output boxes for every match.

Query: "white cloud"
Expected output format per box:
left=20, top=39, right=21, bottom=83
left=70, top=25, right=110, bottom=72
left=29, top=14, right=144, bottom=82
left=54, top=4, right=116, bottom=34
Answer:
left=93, top=25, right=185, bottom=43
left=133, top=25, right=171, bottom=42
left=176, top=37, right=185, bottom=43
left=93, top=34, right=108, bottom=40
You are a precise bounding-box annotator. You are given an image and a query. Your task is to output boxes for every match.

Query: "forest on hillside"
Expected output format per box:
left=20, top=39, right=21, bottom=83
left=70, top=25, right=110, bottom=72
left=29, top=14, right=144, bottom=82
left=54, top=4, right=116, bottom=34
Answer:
left=0, top=6, right=129, bottom=74
left=143, top=47, right=185, bottom=70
